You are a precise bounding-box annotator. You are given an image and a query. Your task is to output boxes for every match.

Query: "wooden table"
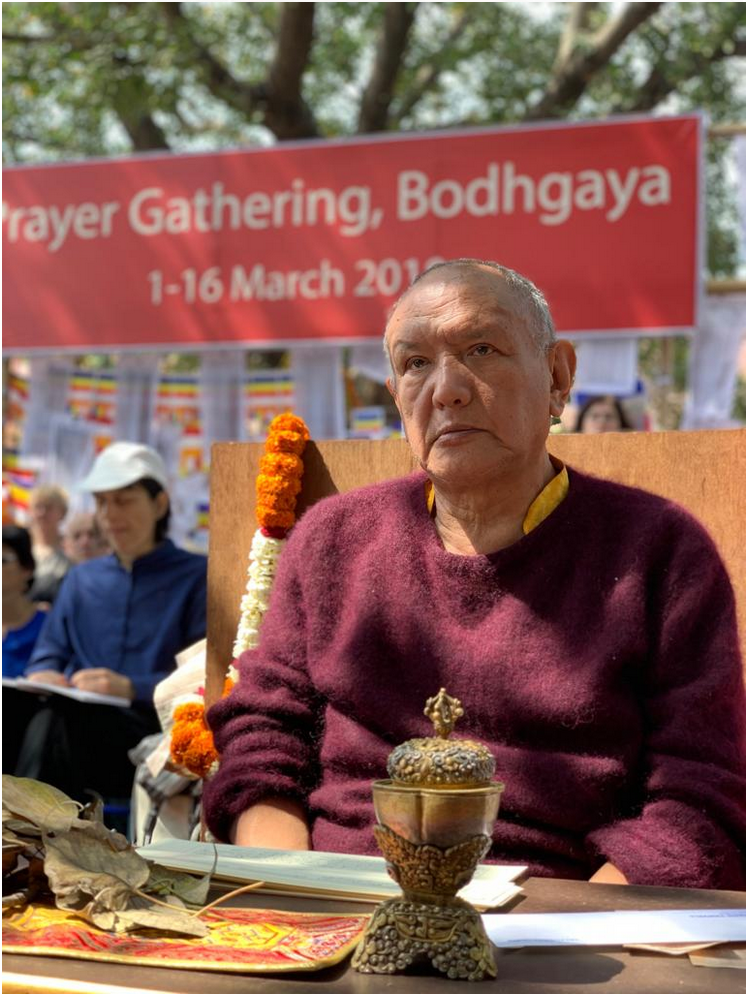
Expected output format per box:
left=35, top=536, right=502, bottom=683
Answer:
left=4, top=878, right=745, bottom=993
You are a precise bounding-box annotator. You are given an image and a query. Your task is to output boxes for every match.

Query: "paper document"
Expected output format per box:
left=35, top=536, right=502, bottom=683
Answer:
left=482, top=909, right=746, bottom=948
left=139, top=839, right=526, bottom=910
left=2, top=676, right=131, bottom=708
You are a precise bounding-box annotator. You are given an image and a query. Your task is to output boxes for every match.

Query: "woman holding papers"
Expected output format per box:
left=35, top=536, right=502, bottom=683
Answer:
left=16, top=443, right=207, bottom=803
left=203, top=260, right=746, bottom=890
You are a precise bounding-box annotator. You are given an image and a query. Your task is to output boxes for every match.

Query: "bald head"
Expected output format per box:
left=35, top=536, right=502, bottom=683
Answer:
left=384, top=259, right=556, bottom=370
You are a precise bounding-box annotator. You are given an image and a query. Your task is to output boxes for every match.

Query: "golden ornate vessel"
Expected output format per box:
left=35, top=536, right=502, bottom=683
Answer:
left=352, top=688, right=504, bottom=981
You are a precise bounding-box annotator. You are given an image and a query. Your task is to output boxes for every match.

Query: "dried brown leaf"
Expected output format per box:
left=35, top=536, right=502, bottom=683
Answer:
left=3, top=814, right=42, bottom=837
left=113, top=902, right=209, bottom=937
left=2, top=776, right=79, bottom=833
left=43, top=829, right=150, bottom=913
left=72, top=818, right=130, bottom=852
left=78, top=796, right=105, bottom=825
left=79, top=893, right=209, bottom=937
left=145, top=863, right=211, bottom=908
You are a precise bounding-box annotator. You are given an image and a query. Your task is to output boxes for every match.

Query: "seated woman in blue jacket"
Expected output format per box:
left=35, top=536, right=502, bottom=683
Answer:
left=19, top=442, right=207, bottom=803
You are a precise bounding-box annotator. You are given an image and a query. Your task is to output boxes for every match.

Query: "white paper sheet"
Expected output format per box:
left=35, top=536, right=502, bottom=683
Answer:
left=482, top=908, right=746, bottom=948
left=138, top=839, right=525, bottom=909
left=2, top=676, right=131, bottom=708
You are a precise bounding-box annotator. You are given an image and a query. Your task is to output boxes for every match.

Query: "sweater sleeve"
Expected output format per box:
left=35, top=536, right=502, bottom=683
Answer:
left=202, top=530, right=324, bottom=843
left=587, top=512, right=746, bottom=889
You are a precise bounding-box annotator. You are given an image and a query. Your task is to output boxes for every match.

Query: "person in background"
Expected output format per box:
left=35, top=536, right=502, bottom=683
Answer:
left=2, top=525, right=46, bottom=678
left=2, top=525, right=48, bottom=774
left=18, top=443, right=207, bottom=804
left=62, top=510, right=110, bottom=564
left=573, top=395, right=632, bottom=434
left=28, top=484, right=71, bottom=603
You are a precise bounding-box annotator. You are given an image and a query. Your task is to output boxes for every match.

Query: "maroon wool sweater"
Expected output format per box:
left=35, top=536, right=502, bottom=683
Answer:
left=204, top=468, right=746, bottom=888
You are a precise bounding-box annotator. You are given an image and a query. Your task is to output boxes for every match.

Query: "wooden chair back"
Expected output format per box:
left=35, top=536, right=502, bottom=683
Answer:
left=206, top=429, right=746, bottom=705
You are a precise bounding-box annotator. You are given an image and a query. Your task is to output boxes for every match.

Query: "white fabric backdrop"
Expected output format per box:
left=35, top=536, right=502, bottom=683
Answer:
left=290, top=346, right=347, bottom=441
left=681, top=294, right=746, bottom=429
left=115, top=353, right=159, bottom=445
left=573, top=339, right=639, bottom=396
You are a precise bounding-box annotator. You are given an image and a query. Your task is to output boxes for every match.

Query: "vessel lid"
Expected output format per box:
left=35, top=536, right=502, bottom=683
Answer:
left=386, top=688, right=496, bottom=787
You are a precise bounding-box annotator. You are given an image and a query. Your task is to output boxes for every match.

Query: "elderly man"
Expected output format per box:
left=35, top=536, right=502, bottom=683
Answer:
left=62, top=510, right=110, bottom=564
left=27, top=484, right=70, bottom=603
left=204, top=259, right=746, bottom=889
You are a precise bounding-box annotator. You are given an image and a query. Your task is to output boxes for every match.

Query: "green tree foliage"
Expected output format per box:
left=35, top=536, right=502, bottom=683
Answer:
left=3, top=2, right=745, bottom=272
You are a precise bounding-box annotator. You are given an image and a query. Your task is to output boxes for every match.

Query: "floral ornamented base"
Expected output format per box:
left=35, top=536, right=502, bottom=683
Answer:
left=351, top=896, right=497, bottom=981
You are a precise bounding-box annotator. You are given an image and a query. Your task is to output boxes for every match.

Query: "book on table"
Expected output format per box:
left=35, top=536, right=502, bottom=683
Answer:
left=138, top=839, right=527, bottom=910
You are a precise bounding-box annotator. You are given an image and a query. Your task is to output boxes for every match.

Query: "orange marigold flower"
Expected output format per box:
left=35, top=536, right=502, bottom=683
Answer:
left=259, top=452, right=304, bottom=478
left=182, top=728, right=219, bottom=778
left=255, top=474, right=301, bottom=501
left=256, top=490, right=297, bottom=511
left=223, top=677, right=234, bottom=696
left=264, top=430, right=306, bottom=456
left=173, top=702, right=205, bottom=724
left=170, top=723, right=198, bottom=763
left=256, top=506, right=295, bottom=530
left=269, top=413, right=310, bottom=440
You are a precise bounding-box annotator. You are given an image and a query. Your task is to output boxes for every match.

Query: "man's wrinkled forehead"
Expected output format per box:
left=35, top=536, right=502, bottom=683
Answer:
left=385, top=264, right=524, bottom=341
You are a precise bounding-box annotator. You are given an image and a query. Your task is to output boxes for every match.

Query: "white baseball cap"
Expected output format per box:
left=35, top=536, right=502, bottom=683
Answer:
left=78, top=442, right=168, bottom=493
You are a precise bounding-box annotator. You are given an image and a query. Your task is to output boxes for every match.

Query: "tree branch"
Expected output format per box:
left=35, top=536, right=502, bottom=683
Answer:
left=358, top=2, right=418, bottom=133
left=552, top=2, right=599, bottom=74
left=162, top=2, right=317, bottom=139
left=160, top=3, right=265, bottom=118
left=393, top=6, right=475, bottom=125
left=2, top=32, right=55, bottom=43
left=622, top=36, right=746, bottom=113
left=527, top=1, right=663, bottom=120
left=264, top=2, right=318, bottom=138
left=116, top=108, right=170, bottom=151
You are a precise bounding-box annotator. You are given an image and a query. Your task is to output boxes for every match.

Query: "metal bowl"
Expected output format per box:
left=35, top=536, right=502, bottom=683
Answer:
left=372, top=779, right=504, bottom=849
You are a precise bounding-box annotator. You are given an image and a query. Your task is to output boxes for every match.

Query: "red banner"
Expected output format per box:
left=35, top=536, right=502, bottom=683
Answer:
left=2, top=115, right=702, bottom=352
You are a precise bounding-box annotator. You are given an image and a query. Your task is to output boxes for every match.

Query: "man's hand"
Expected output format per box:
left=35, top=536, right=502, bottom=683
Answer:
left=589, top=862, right=628, bottom=885
left=26, top=670, right=69, bottom=687
left=70, top=669, right=135, bottom=701
left=231, top=798, right=311, bottom=850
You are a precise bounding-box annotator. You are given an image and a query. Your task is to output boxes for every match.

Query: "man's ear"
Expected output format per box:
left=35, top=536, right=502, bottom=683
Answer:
left=386, top=376, right=407, bottom=439
left=548, top=341, right=576, bottom=417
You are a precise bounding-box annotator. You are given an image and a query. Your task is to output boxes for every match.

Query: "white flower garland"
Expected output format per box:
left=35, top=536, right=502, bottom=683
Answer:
left=232, top=529, right=287, bottom=657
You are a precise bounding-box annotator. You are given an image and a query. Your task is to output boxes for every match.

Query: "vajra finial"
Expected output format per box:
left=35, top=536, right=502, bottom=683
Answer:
left=424, top=688, right=464, bottom=739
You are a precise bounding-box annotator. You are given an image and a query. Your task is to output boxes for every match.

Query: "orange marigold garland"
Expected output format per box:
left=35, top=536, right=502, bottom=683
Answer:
left=169, top=414, right=309, bottom=779
left=235, top=413, right=308, bottom=656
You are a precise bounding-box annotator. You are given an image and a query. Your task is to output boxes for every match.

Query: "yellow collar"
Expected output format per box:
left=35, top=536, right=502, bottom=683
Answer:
left=425, top=459, right=568, bottom=535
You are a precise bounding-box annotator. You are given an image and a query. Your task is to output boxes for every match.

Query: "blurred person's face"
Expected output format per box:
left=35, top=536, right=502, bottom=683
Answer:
left=2, top=543, right=32, bottom=600
left=581, top=399, right=623, bottom=434
left=385, top=266, right=574, bottom=488
left=93, top=484, right=168, bottom=565
left=63, top=514, right=109, bottom=563
left=29, top=496, right=65, bottom=535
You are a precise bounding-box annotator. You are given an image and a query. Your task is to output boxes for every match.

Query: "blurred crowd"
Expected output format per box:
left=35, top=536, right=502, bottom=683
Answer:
left=3, top=442, right=207, bottom=811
